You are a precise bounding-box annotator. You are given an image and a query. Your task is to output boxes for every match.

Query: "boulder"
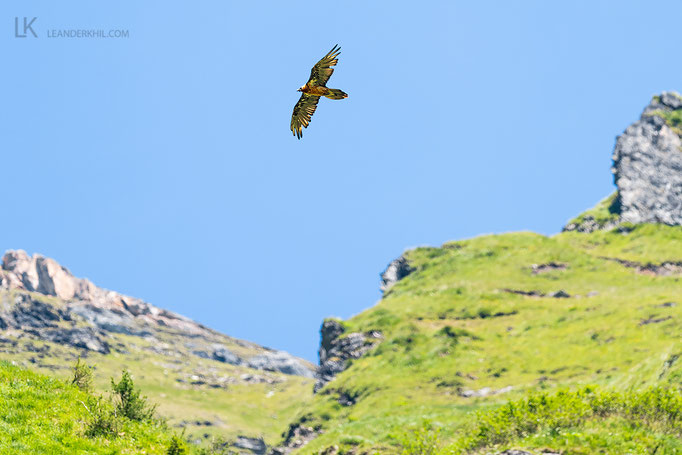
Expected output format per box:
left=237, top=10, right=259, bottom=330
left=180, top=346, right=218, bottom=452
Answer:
left=233, top=436, right=267, bottom=454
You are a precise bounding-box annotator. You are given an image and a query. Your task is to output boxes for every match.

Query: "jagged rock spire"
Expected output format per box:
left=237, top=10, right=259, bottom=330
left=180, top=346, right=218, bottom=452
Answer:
left=613, top=91, right=682, bottom=225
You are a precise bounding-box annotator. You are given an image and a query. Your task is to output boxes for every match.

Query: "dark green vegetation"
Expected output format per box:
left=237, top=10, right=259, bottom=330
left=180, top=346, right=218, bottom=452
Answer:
left=292, top=204, right=682, bottom=454
left=111, top=370, right=158, bottom=422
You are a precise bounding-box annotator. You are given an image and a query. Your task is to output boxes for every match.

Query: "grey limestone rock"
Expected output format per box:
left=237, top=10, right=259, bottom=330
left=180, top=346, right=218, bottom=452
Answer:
left=234, top=436, right=267, bottom=454
left=212, top=345, right=243, bottom=366
left=380, top=255, right=414, bottom=293
left=315, top=319, right=382, bottom=392
left=565, top=91, right=682, bottom=232
left=613, top=93, right=682, bottom=225
left=31, top=327, right=110, bottom=354
left=247, top=350, right=315, bottom=378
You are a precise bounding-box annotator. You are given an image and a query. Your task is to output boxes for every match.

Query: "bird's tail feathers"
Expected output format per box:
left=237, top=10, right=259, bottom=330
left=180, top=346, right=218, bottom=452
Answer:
left=325, top=89, right=348, bottom=100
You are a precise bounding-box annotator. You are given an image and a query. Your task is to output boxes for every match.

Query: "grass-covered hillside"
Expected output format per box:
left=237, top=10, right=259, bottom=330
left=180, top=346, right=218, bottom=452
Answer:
left=0, top=360, right=173, bottom=454
left=291, top=208, right=682, bottom=454
left=0, top=312, right=314, bottom=448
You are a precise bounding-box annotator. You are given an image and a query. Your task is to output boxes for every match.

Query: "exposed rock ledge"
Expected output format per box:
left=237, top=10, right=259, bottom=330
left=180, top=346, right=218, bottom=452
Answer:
left=380, top=255, right=414, bottom=293
left=315, top=319, right=382, bottom=392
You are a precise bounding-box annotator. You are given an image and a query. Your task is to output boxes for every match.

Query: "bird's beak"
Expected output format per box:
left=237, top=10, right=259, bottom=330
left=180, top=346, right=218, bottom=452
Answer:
left=297, top=88, right=301, bottom=92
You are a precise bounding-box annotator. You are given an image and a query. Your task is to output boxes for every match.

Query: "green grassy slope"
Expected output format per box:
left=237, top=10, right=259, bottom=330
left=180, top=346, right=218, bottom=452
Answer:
left=0, top=324, right=314, bottom=447
left=0, top=361, right=171, bottom=454
left=292, top=213, right=682, bottom=454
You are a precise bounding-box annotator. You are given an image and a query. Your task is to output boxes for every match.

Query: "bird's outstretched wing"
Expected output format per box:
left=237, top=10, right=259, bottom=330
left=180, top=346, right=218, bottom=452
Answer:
left=290, top=93, right=321, bottom=139
left=307, top=45, right=341, bottom=87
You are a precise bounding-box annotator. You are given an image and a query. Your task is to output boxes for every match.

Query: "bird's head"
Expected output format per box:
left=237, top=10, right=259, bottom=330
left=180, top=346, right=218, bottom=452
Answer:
left=297, top=86, right=304, bottom=92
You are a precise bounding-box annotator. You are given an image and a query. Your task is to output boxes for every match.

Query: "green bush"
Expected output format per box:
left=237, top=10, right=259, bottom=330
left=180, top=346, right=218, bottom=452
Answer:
left=166, top=435, right=189, bottom=455
left=111, top=370, right=157, bottom=422
left=71, top=356, right=93, bottom=392
left=83, top=395, right=122, bottom=438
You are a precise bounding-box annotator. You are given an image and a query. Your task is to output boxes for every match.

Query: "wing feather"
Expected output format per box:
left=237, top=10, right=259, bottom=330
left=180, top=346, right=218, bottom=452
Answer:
left=290, top=93, right=320, bottom=139
left=307, top=44, right=341, bottom=87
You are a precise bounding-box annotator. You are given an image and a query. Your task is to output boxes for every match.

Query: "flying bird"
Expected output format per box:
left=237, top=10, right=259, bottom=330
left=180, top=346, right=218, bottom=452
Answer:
left=290, top=45, right=348, bottom=139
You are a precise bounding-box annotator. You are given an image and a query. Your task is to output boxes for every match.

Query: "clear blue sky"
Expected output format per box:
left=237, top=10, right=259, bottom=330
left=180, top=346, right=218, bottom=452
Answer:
left=2, top=1, right=681, bottom=361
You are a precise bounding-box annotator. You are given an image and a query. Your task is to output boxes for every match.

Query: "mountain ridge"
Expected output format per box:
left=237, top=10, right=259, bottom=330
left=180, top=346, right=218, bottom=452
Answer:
left=0, top=249, right=316, bottom=450
left=0, top=248, right=315, bottom=377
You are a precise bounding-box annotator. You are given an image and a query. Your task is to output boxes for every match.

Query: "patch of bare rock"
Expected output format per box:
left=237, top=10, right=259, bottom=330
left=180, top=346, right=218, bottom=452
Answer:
left=502, top=289, right=571, bottom=298
left=600, top=256, right=682, bottom=276
left=531, top=262, right=567, bottom=274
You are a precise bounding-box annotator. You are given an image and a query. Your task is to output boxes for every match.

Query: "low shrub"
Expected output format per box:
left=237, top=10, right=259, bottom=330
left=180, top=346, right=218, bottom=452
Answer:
left=111, top=370, right=157, bottom=422
left=71, top=356, right=93, bottom=392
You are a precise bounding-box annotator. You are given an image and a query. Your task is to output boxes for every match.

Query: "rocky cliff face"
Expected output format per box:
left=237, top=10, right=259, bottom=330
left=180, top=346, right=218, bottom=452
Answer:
left=311, top=256, right=413, bottom=392
left=1, top=250, right=209, bottom=335
left=566, top=91, right=682, bottom=232
left=314, top=319, right=382, bottom=392
left=613, top=91, right=682, bottom=225
left=0, top=249, right=315, bottom=378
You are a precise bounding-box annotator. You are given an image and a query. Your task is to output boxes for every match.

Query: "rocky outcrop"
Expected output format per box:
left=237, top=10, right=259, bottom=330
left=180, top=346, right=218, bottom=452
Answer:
left=501, top=289, right=571, bottom=298
left=1, top=250, right=207, bottom=336
left=565, top=91, right=682, bottom=232
left=270, top=422, right=321, bottom=454
left=531, top=262, right=567, bottom=274
left=32, top=327, right=110, bottom=354
left=233, top=436, right=267, bottom=454
left=0, top=292, right=110, bottom=354
left=247, top=350, right=316, bottom=378
left=0, top=250, right=316, bottom=377
left=380, top=255, right=414, bottom=293
left=613, top=91, right=682, bottom=225
left=211, top=345, right=242, bottom=365
left=599, top=256, right=682, bottom=276
left=315, top=319, right=382, bottom=392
